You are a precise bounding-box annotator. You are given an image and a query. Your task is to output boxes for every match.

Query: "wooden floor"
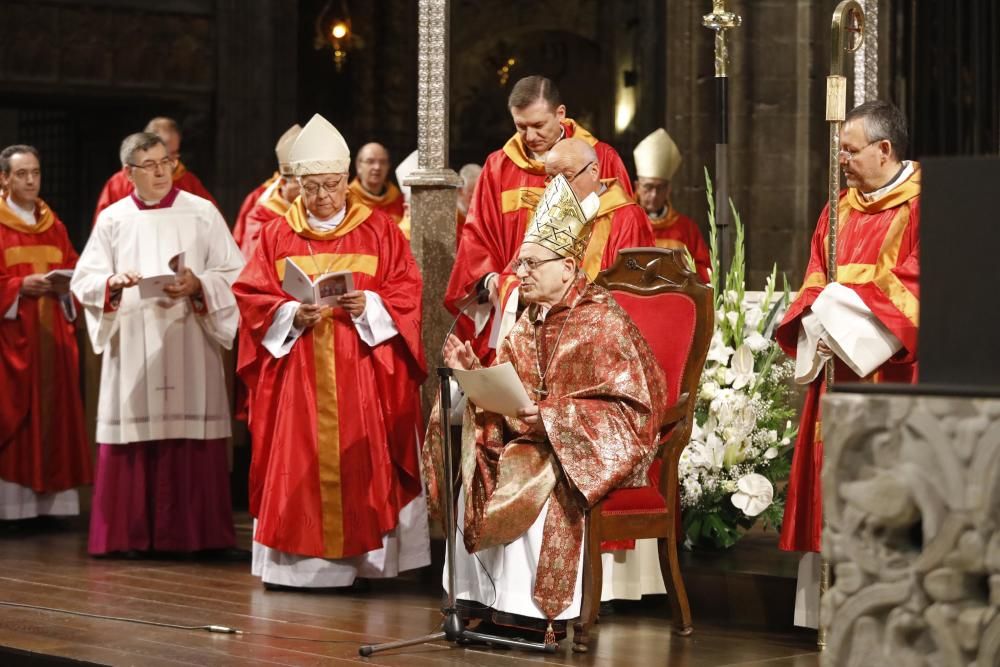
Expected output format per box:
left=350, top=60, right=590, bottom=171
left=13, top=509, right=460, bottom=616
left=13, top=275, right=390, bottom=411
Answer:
left=0, top=515, right=820, bottom=666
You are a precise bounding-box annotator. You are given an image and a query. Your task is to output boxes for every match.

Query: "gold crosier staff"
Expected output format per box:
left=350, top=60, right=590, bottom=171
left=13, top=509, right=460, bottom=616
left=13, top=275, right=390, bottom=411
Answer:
left=819, top=0, right=865, bottom=650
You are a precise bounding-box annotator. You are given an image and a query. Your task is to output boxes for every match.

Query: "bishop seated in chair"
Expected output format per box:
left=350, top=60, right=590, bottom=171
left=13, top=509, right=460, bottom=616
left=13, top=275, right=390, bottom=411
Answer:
left=422, top=174, right=670, bottom=645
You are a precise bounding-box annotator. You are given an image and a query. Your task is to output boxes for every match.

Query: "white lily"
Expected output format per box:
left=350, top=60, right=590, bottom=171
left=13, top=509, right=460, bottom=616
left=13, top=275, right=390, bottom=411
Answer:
left=731, top=473, right=774, bottom=517
left=724, top=344, right=756, bottom=390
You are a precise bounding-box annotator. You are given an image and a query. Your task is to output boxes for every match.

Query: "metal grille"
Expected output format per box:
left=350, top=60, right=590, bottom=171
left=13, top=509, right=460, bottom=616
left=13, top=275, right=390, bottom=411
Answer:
left=893, top=0, right=1000, bottom=156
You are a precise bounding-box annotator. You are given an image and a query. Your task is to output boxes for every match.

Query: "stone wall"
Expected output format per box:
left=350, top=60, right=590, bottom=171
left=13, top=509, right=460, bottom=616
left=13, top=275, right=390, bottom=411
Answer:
left=822, top=392, right=1000, bottom=666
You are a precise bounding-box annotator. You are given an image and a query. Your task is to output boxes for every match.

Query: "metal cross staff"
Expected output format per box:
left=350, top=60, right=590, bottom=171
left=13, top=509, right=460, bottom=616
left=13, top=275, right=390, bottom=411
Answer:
left=702, top=0, right=741, bottom=288
left=820, top=0, right=866, bottom=651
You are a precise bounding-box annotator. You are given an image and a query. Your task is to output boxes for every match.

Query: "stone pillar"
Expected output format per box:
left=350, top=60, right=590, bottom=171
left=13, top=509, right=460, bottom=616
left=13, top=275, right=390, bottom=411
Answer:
left=822, top=391, right=1000, bottom=666
left=407, top=0, right=462, bottom=412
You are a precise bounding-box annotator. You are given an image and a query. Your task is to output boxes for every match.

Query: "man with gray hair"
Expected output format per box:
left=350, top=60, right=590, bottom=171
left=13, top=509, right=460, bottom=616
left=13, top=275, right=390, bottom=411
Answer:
left=774, top=99, right=919, bottom=627
left=93, top=116, right=218, bottom=223
left=455, top=162, right=482, bottom=250
left=71, top=131, right=244, bottom=558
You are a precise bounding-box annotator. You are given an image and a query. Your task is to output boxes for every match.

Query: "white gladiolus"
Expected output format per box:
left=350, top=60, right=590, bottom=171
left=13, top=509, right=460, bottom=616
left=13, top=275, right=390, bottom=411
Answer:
left=707, top=330, right=735, bottom=366
left=744, top=330, right=769, bottom=353
left=731, top=473, right=774, bottom=517
left=724, top=344, right=756, bottom=390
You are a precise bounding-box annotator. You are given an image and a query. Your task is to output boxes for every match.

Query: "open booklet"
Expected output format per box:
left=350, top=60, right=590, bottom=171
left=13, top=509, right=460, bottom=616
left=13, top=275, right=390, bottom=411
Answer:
left=138, top=251, right=186, bottom=300
left=282, top=258, right=355, bottom=307
left=452, top=362, right=533, bottom=417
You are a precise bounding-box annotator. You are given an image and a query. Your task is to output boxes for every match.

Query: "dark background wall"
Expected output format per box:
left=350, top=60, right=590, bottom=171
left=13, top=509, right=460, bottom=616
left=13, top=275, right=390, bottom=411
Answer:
left=1, top=0, right=996, bottom=506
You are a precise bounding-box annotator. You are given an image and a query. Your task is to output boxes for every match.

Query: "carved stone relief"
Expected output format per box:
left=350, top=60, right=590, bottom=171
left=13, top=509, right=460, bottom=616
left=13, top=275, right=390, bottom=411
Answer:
left=822, top=392, right=1000, bottom=667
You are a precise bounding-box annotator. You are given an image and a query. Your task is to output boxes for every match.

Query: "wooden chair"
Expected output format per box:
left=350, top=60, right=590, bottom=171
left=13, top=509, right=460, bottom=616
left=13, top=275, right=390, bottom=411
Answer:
left=572, top=248, right=714, bottom=652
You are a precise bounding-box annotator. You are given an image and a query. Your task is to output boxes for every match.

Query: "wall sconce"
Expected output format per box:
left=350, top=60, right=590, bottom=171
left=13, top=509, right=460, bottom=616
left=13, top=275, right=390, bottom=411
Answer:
left=315, top=1, right=353, bottom=72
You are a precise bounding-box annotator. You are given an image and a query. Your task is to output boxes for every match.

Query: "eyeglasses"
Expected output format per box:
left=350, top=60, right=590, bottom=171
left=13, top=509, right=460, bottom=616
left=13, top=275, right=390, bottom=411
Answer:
left=544, top=160, right=594, bottom=185
left=129, top=157, right=176, bottom=173
left=508, top=256, right=563, bottom=273
left=838, top=140, right=882, bottom=162
left=301, top=179, right=344, bottom=196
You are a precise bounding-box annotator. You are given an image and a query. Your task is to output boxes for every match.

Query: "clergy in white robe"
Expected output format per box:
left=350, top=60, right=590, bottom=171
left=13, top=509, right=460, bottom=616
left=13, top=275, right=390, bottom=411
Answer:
left=71, top=131, right=244, bottom=556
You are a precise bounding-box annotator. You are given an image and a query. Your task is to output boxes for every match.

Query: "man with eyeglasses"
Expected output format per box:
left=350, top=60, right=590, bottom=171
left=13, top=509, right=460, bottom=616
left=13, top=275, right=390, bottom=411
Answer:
left=633, top=128, right=710, bottom=282
left=445, top=75, right=634, bottom=364
left=0, top=144, right=93, bottom=520
left=425, top=174, right=668, bottom=643
left=93, top=117, right=218, bottom=224
left=488, top=136, right=655, bottom=345
left=348, top=142, right=406, bottom=228
left=233, top=113, right=430, bottom=590
left=71, top=131, right=245, bottom=559
left=774, top=100, right=920, bottom=618
left=233, top=123, right=302, bottom=259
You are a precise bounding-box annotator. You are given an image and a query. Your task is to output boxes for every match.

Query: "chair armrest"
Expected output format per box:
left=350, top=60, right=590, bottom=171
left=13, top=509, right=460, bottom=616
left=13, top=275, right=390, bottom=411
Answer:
left=661, top=392, right=689, bottom=428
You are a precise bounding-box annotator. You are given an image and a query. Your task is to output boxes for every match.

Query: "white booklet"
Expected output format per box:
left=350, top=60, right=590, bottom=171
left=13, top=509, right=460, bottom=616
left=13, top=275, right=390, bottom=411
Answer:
left=282, top=258, right=355, bottom=307
left=44, top=269, right=74, bottom=285
left=44, top=269, right=74, bottom=294
left=138, top=251, right=185, bottom=300
left=453, top=362, right=533, bottom=417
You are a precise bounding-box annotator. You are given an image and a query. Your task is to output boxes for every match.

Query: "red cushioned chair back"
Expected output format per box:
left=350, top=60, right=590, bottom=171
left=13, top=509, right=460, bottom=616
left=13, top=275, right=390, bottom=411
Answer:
left=595, top=248, right=714, bottom=422
left=610, top=291, right=695, bottom=406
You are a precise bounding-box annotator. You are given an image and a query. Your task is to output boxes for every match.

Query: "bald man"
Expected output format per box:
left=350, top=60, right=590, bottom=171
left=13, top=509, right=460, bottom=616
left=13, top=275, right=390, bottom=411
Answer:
left=348, top=142, right=405, bottom=223
left=488, top=137, right=654, bottom=345
left=93, top=117, right=218, bottom=224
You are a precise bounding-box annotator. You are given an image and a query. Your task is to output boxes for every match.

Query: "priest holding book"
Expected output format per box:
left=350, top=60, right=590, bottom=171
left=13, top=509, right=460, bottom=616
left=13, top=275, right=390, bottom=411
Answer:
left=71, top=131, right=244, bottom=557
left=0, top=144, right=92, bottom=519
left=233, top=113, right=430, bottom=588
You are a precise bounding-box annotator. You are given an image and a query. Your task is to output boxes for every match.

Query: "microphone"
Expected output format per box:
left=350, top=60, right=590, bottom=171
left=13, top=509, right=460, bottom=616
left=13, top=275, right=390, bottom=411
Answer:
left=440, top=282, right=491, bottom=361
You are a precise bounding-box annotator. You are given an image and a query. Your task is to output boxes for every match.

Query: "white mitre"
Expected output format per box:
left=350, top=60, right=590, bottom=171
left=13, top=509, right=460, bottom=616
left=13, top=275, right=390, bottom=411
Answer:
left=633, top=128, right=682, bottom=181
left=289, top=113, right=351, bottom=176
left=395, top=149, right=419, bottom=203
left=275, top=123, right=302, bottom=176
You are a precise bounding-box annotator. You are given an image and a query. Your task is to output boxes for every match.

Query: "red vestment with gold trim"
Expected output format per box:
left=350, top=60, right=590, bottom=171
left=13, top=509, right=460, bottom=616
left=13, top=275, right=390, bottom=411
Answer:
left=0, top=198, right=93, bottom=493
left=234, top=197, right=426, bottom=559
left=775, top=165, right=920, bottom=553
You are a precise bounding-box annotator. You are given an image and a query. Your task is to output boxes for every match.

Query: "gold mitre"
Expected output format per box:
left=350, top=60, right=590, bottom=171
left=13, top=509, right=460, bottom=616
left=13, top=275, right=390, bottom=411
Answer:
left=522, top=174, right=601, bottom=261
left=275, top=123, right=302, bottom=176
left=633, top=128, right=681, bottom=181
left=288, top=113, right=351, bottom=176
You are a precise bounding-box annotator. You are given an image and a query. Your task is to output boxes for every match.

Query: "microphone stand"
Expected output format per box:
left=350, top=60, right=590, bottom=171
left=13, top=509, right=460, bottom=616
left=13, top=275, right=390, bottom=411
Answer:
left=360, top=299, right=556, bottom=656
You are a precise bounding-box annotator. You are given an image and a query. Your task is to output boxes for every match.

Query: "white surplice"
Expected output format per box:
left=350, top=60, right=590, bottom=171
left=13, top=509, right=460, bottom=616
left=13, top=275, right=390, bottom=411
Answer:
left=70, top=191, right=244, bottom=444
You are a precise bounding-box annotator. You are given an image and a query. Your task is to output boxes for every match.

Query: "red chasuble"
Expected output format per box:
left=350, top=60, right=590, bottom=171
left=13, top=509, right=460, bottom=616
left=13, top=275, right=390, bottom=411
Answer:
left=348, top=179, right=406, bottom=224
left=233, top=183, right=290, bottom=259
left=649, top=208, right=711, bottom=282
left=233, top=196, right=427, bottom=559
left=445, top=120, right=634, bottom=359
left=233, top=173, right=279, bottom=250
left=775, top=165, right=920, bottom=553
left=0, top=198, right=93, bottom=493
left=92, top=161, right=218, bottom=224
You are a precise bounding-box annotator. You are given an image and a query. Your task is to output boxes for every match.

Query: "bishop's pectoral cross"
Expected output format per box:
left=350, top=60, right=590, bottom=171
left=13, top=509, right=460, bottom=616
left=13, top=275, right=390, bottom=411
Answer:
left=533, top=385, right=548, bottom=401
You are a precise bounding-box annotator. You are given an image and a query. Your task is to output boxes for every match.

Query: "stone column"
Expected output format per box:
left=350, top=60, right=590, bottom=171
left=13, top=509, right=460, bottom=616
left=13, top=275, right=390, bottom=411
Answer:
left=407, top=0, right=462, bottom=412
left=822, top=391, right=1000, bottom=666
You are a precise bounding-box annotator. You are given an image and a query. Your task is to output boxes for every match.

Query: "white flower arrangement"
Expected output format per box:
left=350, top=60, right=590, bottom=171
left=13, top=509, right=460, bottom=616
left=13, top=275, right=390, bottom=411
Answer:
left=679, top=173, right=799, bottom=551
